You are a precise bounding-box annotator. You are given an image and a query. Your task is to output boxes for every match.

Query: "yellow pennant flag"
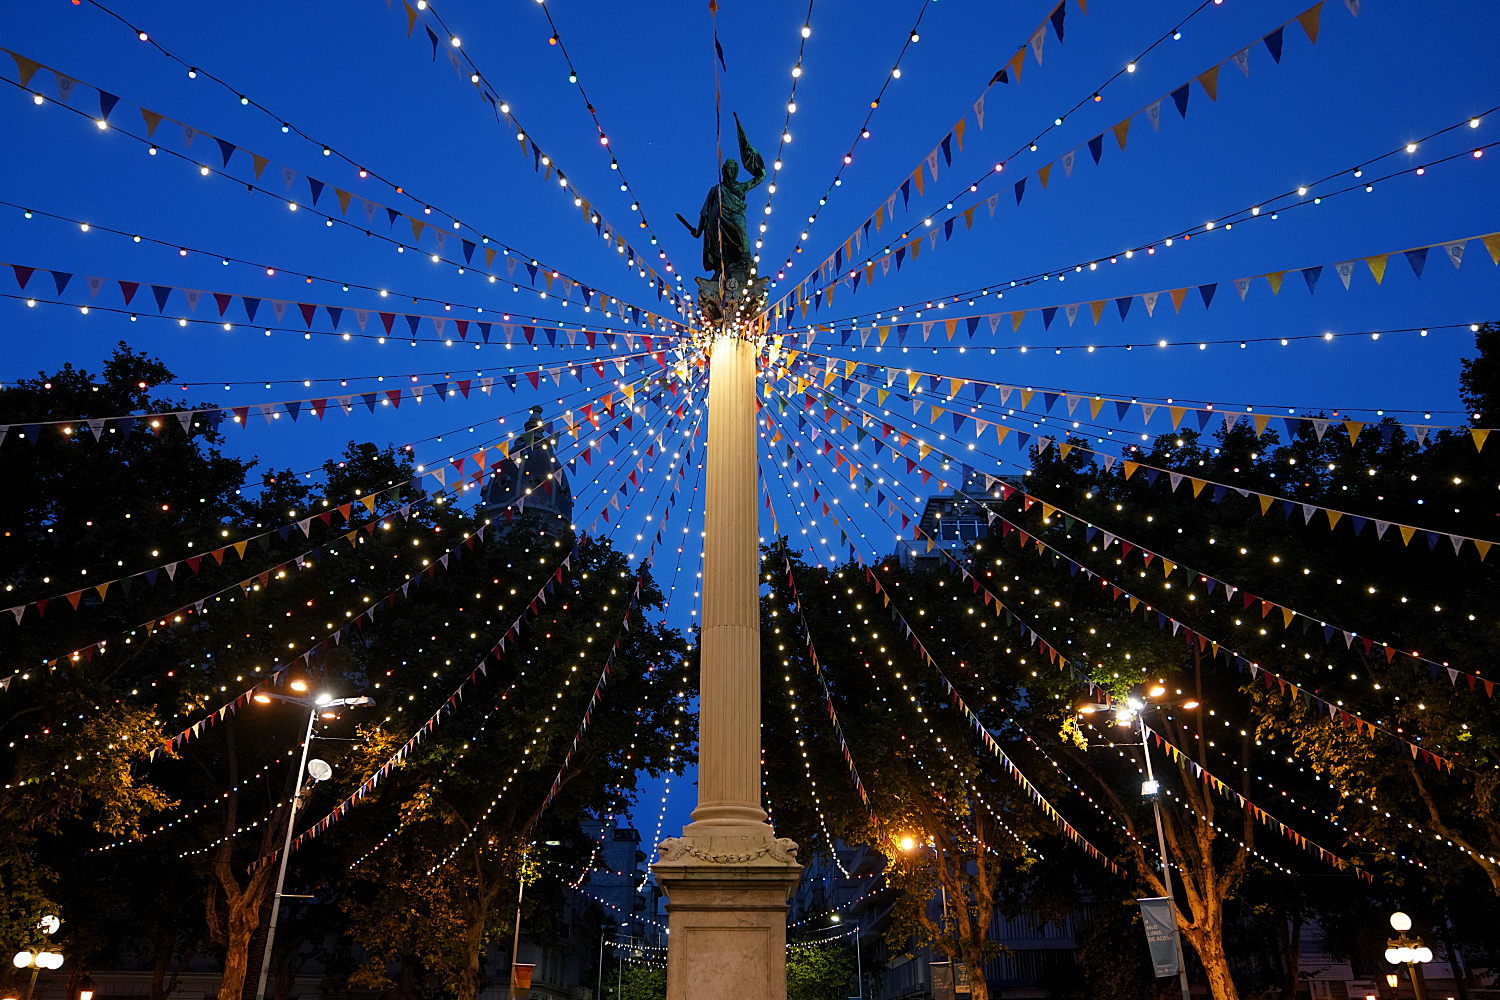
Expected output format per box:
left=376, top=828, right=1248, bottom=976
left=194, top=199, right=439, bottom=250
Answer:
left=1282, top=606, right=1295, bottom=628
left=946, top=319, right=958, bottom=340
left=1258, top=493, right=1275, bottom=515
left=1089, top=300, right=1106, bottom=324
left=964, top=206, right=976, bottom=230
left=1162, top=559, right=1175, bottom=578
left=1190, top=478, right=1208, bottom=497
left=1011, top=311, right=1025, bottom=332
left=995, top=425, right=1011, bottom=446
left=907, top=371, right=921, bottom=393
left=1128, top=596, right=1140, bottom=612
left=878, top=388, right=889, bottom=406
left=1038, top=163, right=1053, bottom=188
left=913, top=166, right=925, bottom=197
left=1090, top=398, right=1104, bottom=419
left=919, top=443, right=933, bottom=460
left=1344, top=420, right=1364, bottom=444
left=1008, top=49, right=1025, bottom=83
left=95, top=582, right=110, bottom=601
left=1482, top=233, right=1500, bottom=264
left=931, top=405, right=944, bottom=423
left=405, top=1, right=419, bottom=35
left=1169, top=406, right=1186, bottom=428
left=1122, top=460, right=1138, bottom=480
left=844, top=359, right=858, bottom=378
left=1398, top=524, right=1416, bottom=546
left=1020, top=389, right=1035, bottom=408
left=336, top=188, right=353, bottom=214
left=1473, top=428, right=1490, bottom=452
left=879, top=326, right=890, bottom=345
left=949, top=378, right=963, bottom=397
left=1170, top=288, right=1188, bottom=312
left=1252, top=413, right=1272, bottom=437
left=874, top=206, right=885, bottom=232
left=1475, top=539, right=1492, bottom=561
left=233, top=539, right=250, bottom=558
left=140, top=108, right=164, bottom=136
left=1326, top=508, right=1344, bottom=530
left=1112, top=118, right=1131, bottom=150
left=1366, top=255, right=1389, bottom=284
left=1198, top=65, right=1220, bottom=101
left=1297, top=2, right=1324, bottom=44
left=1266, top=271, right=1285, bottom=294
left=954, top=117, right=967, bottom=151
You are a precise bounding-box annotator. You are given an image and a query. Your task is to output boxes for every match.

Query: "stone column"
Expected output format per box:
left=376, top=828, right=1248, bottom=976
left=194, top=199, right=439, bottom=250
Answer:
left=653, top=332, right=800, bottom=1000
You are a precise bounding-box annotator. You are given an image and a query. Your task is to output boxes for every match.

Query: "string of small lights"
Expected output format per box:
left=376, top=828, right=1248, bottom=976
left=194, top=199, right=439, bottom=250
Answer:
left=767, top=0, right=1363, bottom=312
left=748, top=0, right=816, bottom=258
left=0, top=198, right=685, bottom=335
left=524, top=0, right=688, bottom=286
left=766, top=0, right=1236, bottom=295
left=2, top=73, right=685, bottom=324
left=777, top=131, right=1498, bottom=325
left=771, top=366, right=1476, bottom=762
left=421, top=373, right=710, bottom=874
left=403, top=1, right=690, bottom=314
left=56, top=9, right=683, bottom=316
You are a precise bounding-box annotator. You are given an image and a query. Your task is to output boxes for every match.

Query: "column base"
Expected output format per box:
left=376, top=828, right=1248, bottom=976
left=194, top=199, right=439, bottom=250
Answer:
left=652, top=834, right=802, bottom=1000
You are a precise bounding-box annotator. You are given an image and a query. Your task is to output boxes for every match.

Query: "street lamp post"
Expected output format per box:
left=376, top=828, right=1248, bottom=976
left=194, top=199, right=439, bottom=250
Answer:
left=251, top=690, right=374, bottom=1000
left=830, top=916, right=862, bottom=1000
left=1078, top=687, right=1199, bottom=1000
left=1384, top=912, right=1433, bottom=1000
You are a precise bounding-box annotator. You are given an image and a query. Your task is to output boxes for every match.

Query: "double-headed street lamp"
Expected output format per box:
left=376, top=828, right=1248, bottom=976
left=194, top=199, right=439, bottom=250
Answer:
left=251, top=686, right=374, bottom=1000
left=1384, top=912, right=1433, bottom=1000
left=1079, top=685, right=1200, bottom=1000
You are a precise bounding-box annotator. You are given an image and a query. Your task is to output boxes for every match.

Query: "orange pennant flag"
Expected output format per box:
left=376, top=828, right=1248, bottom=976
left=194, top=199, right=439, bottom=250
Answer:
left=1297, top=2, right=1324, bottom=44
left=1112, top=118, right=1132, bottom=150
left=1169, top=288, right=1188, bottom=312
left=1198, top=65, right=1220, bottom=101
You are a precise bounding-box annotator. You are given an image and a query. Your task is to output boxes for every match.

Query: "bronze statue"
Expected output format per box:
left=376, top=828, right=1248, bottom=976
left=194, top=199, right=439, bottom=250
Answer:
left=678, top=113, right=768, bottom=322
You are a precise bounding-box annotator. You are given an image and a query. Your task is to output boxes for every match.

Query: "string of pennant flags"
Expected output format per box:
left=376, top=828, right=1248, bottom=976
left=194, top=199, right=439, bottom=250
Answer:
left=1142, top=723, right=1370, bottom=879
left=770, top=0, right=1347, bottom=319
left=784, top=199, right=1500, bottom=334
left=0, top=344, right=668, bottom=446
left=760, top=371, right=1471, bottom=771
left=391, top=2, right=689, bottom=313
left=765, top=392, right=1432, bottom=868
left=767, top=0, right=1090, bottom=278
left=2, top=46, right=684, bottom=325
left=252, top=539, right=583, bottom=868
left=775, top=354, right=1498, bottom=708
left=153, top=362, right=692, bottom=767
left=273, top=374, right=714, bottom=869
left=0, top=361, right=681, bottom=628
left=2, top=364, right=688, bottom=708
left=777, top=548, right=873, bottom=814
left=775, top=350, right=1498, bottom=560
left=4, top=260, right=689, bottom=350
left=856, top=565, right=1126, bottom=876
left=41, top=2, right=687, bottom=318
left=0, top=199, right=684, bottom=339
left=784, top=346, right=1490, bottom=439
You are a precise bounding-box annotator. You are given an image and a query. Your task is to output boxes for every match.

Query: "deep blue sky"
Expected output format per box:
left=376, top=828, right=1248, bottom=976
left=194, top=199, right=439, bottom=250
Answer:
left=3, top=0, right=1498, bottom=848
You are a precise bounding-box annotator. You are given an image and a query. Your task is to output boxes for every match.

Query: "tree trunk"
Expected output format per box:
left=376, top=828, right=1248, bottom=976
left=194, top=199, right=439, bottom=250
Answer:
left=1195, top=934, right=1242, bottom=1000
left=217, top=874, right=274, bottom=1000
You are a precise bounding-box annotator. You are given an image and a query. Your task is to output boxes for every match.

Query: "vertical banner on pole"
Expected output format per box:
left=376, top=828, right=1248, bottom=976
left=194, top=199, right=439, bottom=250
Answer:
left=1137, top=897, right=1182, bottom=977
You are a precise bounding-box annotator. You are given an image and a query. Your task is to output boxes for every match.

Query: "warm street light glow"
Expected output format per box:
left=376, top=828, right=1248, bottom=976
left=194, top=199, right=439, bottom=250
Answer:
left=1148, top=685, right=1167, bottom=697
left=289, top=679, right=309, bottom=692
left=1390, top=911, right=1413, bottom=932
left=897, top=835, right=917, bottom=852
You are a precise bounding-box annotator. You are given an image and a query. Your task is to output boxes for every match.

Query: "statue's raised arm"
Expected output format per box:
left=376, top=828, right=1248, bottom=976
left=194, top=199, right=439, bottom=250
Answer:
left=733, top=112, right=765, bottom=194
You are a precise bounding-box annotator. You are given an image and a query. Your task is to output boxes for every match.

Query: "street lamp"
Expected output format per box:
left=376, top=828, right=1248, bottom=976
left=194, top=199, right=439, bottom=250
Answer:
left=12, top=914, right=63, bottom=1000
left=1078, top=686, right=1199, bottom=1000
left=830, top=915, right=862, bottom=1000
left=1384, top=911, right=1433, bottom=1000
left=251, top=690, right=374, bottom=1000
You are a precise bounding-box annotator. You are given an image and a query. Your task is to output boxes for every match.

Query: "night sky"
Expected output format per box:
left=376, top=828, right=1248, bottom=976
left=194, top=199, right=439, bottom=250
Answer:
left=3, top=0, right=1498, bottom=846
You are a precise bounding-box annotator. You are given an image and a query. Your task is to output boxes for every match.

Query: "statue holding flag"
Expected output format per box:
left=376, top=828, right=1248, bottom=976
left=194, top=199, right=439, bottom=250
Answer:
left=677, top=112, right=768, bottom=322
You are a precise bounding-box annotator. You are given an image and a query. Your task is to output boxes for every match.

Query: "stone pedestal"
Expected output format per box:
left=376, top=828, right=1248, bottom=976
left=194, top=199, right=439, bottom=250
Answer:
left=653, top=836, right=801, bottom=1000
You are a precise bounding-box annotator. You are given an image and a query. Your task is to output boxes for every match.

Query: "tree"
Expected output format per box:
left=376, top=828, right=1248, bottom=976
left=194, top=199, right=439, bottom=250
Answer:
left=785, top=940, right=854, bottom=1000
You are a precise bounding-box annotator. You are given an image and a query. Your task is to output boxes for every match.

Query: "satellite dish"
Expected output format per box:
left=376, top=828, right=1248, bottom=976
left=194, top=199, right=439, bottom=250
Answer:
left=306, top=759, right=333, bottom=782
